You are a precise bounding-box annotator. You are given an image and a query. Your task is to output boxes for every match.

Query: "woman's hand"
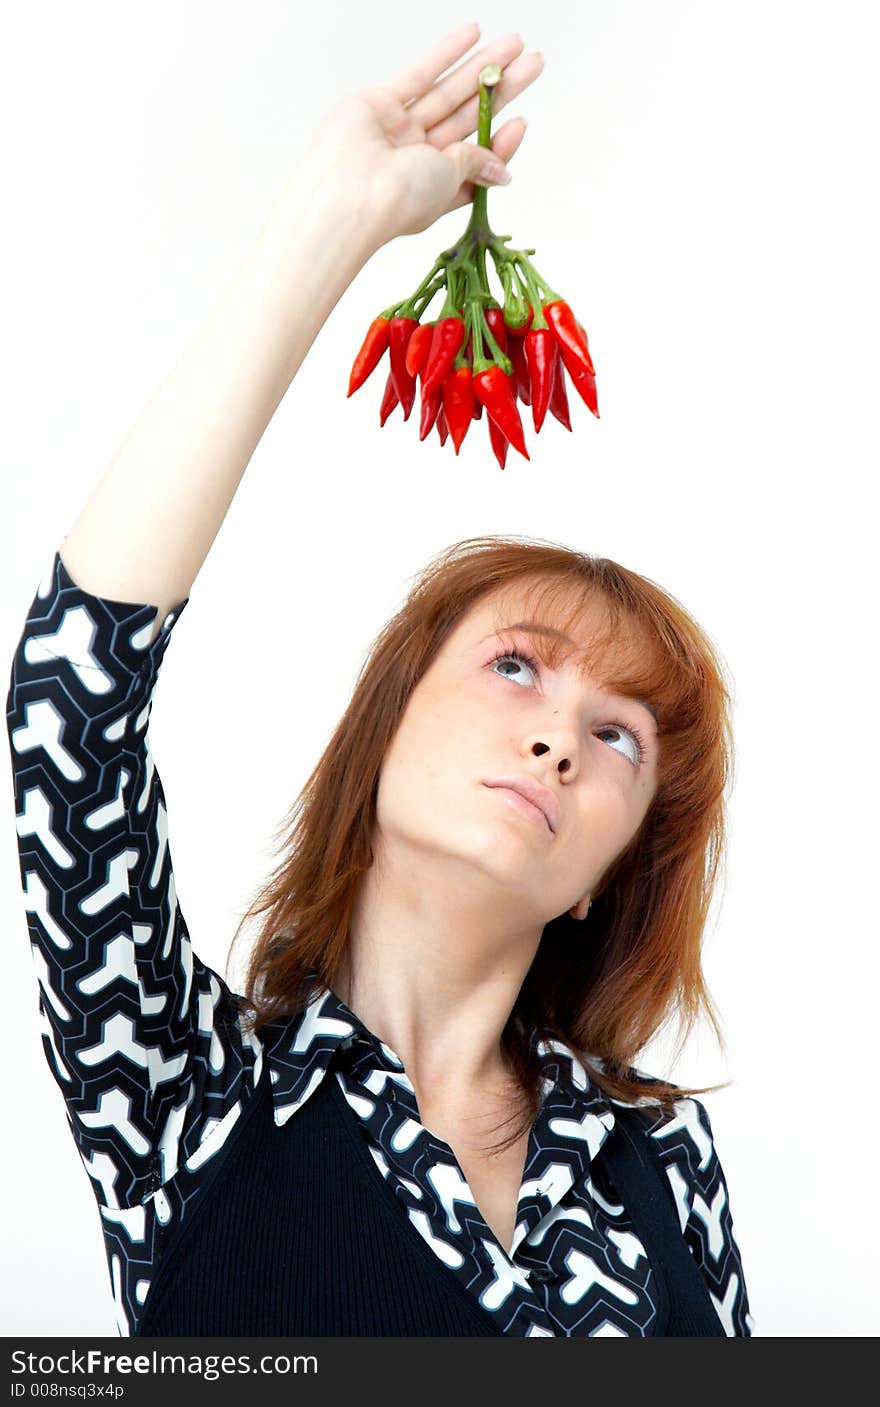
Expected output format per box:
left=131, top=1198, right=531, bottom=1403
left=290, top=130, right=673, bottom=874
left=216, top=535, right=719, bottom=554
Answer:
left=299, top=23, right=544, bottom=245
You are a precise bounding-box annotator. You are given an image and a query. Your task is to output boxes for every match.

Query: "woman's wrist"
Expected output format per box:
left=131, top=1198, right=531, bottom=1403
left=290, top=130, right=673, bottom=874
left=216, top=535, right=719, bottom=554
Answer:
left=269, top=151, right=389, bottom=265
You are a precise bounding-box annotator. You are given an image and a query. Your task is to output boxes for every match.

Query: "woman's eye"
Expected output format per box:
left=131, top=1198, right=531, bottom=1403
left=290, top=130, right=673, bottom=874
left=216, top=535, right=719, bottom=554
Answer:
left=596, top=725, right=642, bottom=766
left=490, top=650, right=538, bottom=686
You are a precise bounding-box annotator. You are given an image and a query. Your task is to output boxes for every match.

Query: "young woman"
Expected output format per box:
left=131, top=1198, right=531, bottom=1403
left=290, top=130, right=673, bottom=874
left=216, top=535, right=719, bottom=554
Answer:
left=6, top=25, right=753, bottom=1337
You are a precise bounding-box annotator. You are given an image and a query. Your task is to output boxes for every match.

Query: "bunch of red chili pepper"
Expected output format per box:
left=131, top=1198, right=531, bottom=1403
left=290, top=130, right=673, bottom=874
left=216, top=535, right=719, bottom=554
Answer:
left=346, top=64, right=599, bottom=470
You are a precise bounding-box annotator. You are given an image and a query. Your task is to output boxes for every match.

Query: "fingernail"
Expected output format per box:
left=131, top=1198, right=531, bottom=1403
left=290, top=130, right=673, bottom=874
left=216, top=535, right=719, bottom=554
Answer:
left=484, top=161, right=512, bottom=185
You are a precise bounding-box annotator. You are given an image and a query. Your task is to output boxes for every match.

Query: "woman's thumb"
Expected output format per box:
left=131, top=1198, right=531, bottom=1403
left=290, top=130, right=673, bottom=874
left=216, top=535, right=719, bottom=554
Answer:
left=453, top=141, right=512, bottom=189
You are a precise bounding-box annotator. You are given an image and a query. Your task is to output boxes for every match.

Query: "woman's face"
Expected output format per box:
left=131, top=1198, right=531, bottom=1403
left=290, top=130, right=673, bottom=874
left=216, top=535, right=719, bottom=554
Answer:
left=374, top=583, right=660, bottom=925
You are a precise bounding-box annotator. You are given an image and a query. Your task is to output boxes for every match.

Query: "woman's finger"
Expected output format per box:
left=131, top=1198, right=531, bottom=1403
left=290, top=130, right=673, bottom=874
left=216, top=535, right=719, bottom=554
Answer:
left=444, top=118, right=529, bottom=214
left=488, top=116, right=529, bottom=167
left=427, top=52, right=544, bottom=151
left=409, top=31, right=525, bottom=129
left=469, top=117, right=529, bottom=174
left=381, top=22, right=482, bottom=107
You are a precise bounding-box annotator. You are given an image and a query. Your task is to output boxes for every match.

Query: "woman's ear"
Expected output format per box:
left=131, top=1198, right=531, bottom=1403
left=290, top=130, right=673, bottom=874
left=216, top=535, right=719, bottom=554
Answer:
left=569, top=894, right=591, bottom=921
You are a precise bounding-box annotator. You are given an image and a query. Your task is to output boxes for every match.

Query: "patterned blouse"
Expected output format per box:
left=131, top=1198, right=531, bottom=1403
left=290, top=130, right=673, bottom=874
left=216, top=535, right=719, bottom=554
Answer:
left=5, top=547, right=754, bottom=1337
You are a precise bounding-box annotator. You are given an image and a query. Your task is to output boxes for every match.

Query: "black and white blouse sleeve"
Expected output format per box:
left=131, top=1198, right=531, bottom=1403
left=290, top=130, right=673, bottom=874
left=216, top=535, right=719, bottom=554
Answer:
left=5, top=547, right=261, bottom=1215
left=644, top=1093, right=753, bottom=1335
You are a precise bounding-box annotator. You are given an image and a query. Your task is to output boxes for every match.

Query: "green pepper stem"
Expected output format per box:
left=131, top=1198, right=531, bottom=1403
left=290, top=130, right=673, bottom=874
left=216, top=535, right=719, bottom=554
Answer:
left=480, top=324, right=512, bottom=375
left=437, top=264, right=466, bottom=320
left=412, top=276, right=447, bottom=320
left=470, top=298, right=488, bottom=370
left=512, top=258, right=549, bottom=329
left=493, top=253, right=529, bottom=328
left=387, top=257, right=451, bottom=321
left=392, top=60, right=566, bottom=369
left=516, top=251, right=562, bottom=306
left=464, top=63, right=502, bottom=239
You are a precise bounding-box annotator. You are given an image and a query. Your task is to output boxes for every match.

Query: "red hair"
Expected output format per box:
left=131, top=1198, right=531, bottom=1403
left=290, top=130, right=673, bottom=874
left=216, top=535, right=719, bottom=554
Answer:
left=229, top=536, right=735, bottom=1152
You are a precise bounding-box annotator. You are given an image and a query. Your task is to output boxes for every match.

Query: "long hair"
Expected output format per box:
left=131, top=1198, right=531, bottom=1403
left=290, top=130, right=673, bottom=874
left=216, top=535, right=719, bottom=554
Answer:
left=228, top=536, right=736, bottom=1154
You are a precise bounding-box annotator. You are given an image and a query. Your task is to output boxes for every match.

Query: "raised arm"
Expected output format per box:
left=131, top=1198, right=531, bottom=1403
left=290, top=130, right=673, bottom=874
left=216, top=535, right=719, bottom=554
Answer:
left=58, top=25, right=537, bottom=642
left=58, top=163, right=379, bottom=642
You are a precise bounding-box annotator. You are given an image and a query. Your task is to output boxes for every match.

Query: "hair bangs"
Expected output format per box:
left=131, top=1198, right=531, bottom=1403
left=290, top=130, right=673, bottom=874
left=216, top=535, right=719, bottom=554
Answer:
left=491, top=571, right=703, bottom=740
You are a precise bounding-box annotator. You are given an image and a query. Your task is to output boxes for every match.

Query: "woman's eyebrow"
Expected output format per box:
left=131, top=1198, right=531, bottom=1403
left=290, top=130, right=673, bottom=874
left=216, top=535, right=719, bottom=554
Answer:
left=479, top=620, right=658, bottom=725
left=480, top=618, right=574, bottom=646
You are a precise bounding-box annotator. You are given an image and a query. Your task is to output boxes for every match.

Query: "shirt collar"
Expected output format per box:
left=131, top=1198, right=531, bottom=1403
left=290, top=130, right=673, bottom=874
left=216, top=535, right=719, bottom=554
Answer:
left=262, top=983, right=400, bottom=1127
left=262, top=982, right=619, bottom=1146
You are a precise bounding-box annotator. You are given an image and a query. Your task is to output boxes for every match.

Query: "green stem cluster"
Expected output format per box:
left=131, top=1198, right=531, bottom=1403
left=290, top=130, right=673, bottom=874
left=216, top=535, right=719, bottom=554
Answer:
left=385, top=63, right=564, bottom=374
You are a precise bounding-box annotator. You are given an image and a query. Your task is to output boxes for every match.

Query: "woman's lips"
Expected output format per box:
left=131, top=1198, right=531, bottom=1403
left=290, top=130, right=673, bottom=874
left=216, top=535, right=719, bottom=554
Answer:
left=490, top=785, right=553, bottom=833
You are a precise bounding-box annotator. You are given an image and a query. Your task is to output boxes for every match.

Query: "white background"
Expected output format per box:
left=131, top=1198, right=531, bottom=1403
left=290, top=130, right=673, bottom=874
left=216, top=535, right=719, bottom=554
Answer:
left=1, top=0, right=877, bottom=1337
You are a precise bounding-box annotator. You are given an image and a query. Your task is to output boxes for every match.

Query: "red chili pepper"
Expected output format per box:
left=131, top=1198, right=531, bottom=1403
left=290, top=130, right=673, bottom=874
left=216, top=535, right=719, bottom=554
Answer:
left=442, top=366, right=474, bottom=455
left=388, top=316, right=417, bottom=420
left=485, top=298, right=515, bottom=464
left=481, top=308, right=514, bottom=425
left=506, top=331, right=531, bottom=406
left=473, top=365, right=530, bottom=460
left=482, top=306, right=513, bottom=417
left=405, top=322, right=434, bottom=380
left=484, top=306, right=509, bottom=355
left=544, top=300, right=596, bottom=377
left=523, top=329, right=557, bottom=433
left=547, top=359, right=572, bottom=431
left=348, top=315, right=391, bottom=398
left=420, top=317, right=467, bottom=398
left=556, top=344, right=599, bottom=418
left=463, top=332, right=482, bottom=418
left=435, top=405, right=449, bottom=446
left=419, top=380, right=443, bottom=441
left=487, top=411, right=509, bottom=470
left=379, top=371, right=399, bottom=427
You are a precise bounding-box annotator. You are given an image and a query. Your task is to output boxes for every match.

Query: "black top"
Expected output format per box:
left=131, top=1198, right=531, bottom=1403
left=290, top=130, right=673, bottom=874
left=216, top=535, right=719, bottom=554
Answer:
left=5, top=548, right=754, bottom=1336
left=135, top=1048, right=727, bottom=1337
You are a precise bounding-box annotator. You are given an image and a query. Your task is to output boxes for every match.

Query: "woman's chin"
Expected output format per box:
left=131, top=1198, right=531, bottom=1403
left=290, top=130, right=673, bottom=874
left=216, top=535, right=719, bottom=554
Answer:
left=467, top=815, right=548, bottom=875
